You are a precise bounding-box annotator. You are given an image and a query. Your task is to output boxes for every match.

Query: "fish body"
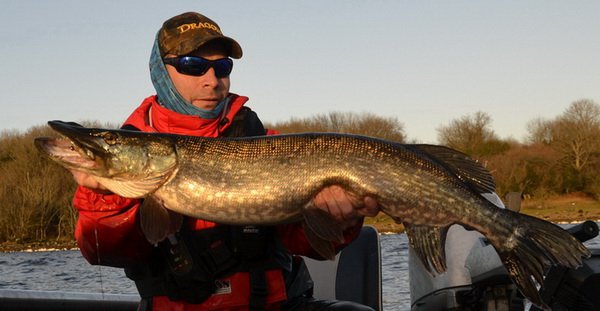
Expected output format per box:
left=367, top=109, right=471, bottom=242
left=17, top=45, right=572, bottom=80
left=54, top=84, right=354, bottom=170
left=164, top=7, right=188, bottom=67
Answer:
left=35, top=120, right=589, bottom=309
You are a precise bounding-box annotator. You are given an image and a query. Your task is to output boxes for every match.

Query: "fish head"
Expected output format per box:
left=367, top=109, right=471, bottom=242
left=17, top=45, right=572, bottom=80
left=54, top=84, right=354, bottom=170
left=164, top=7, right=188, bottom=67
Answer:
left=35, top=121, right=178, bottom=197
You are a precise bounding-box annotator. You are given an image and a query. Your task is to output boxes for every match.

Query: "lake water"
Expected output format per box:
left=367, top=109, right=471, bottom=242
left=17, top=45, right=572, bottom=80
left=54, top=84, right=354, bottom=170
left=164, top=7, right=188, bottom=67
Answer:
left=1, top=223, right=599, bottom=310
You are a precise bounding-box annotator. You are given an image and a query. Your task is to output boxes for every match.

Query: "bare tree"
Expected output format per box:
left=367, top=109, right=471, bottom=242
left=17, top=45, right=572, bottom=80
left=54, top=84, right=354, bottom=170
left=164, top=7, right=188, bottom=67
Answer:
left=267, top=111, right=406, bottom=142
left=526, top=117, right=554, bottom=145
left=436, top=111, right=505, bottom=156
left=551, top=99, right=600, bottom=173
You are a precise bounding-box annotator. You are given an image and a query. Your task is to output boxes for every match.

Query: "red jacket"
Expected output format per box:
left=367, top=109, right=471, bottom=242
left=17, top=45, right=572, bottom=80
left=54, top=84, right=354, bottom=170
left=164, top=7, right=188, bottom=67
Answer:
left=72, top=95, right=363, bottom=310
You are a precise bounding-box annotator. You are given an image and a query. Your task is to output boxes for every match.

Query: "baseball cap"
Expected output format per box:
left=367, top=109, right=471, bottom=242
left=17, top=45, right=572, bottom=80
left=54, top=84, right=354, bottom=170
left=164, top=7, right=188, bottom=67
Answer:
left=158, top=12, right=243, bottom=59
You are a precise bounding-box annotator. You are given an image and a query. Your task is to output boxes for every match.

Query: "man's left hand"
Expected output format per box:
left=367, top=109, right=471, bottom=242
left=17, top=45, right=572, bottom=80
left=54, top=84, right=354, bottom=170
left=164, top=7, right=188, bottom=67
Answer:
left=313, top=185, right=380, bottom=229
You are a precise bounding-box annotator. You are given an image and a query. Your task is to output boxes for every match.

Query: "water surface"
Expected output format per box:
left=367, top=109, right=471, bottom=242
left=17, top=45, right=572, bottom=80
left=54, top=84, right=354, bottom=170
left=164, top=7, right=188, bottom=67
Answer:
left=1, top=223, right=599, bottom=310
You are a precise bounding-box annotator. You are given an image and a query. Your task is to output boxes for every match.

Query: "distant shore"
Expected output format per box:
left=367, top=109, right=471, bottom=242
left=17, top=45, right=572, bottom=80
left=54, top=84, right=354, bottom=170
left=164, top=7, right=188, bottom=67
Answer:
left=2, top=194, right=599, bottom=252
left=0, top=239, right=78, bottom=253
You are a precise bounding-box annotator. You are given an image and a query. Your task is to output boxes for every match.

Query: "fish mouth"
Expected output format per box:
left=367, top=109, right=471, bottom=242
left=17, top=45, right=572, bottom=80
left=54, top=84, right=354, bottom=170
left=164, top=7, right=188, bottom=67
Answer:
left=34, top=136, right=99, bottom=170
left=34, top=121, right=107, bottom=171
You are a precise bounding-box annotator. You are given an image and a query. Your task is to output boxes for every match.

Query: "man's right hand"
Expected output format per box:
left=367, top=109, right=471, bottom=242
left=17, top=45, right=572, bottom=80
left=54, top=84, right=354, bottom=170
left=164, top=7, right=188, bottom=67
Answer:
left=70, top=170, right=112, bottom=194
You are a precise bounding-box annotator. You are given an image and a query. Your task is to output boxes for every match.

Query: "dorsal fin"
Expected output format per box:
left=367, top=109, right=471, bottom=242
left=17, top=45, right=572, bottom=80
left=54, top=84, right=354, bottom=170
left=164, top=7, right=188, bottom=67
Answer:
left=411, top=144, right=496, bottom=194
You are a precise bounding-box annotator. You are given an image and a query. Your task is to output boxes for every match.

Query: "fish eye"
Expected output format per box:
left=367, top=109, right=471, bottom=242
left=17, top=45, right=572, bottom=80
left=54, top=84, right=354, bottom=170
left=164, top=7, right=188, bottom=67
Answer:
left=103, top=132, right=118, bottom=145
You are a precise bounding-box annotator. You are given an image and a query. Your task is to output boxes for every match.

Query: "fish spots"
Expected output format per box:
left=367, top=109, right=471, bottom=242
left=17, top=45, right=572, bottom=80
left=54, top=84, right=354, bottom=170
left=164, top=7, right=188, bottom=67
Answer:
left=176, top=181, right=208, bottom=201
left=246, top=207, right=257, bottom=216
left=277, top=157, right=293, bottom=165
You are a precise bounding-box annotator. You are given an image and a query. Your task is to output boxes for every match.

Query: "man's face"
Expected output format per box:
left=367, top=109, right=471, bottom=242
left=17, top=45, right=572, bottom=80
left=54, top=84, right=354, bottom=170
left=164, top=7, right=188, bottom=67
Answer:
left=165, top=42, right=231, bottom=111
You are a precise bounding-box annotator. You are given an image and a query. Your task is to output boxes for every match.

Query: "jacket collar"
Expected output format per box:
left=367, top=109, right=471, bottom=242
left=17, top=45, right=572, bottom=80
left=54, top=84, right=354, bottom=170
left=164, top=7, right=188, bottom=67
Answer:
left=124, top=94, right=249, bottom=137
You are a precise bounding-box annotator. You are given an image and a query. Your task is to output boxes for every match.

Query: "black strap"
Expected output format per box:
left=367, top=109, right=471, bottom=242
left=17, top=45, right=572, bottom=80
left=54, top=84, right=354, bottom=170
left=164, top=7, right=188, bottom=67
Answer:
left=249, top=268, right=269, bottom=311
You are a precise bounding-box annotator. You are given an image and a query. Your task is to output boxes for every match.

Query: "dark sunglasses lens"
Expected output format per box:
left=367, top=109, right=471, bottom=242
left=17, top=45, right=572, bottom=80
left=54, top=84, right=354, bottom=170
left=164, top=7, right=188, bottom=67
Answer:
left=178, top=57, right=211, bottom=76
left=173, top=57, right=233, bottom=77
left=211, top=59, right=233, bottom=78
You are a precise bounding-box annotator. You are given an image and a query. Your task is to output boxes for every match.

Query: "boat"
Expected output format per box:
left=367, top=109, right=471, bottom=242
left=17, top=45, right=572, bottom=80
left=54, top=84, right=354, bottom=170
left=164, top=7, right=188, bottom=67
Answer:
left=409, top=193, right=600, bottom=311
left=1, top=213, right=598, bottom=310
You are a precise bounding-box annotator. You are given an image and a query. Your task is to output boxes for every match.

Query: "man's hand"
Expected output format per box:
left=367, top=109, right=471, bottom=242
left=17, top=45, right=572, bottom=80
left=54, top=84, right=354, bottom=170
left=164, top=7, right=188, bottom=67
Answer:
left=313, top=185, right=380, bottom=229
left=70, top=170, right=112, bottom=194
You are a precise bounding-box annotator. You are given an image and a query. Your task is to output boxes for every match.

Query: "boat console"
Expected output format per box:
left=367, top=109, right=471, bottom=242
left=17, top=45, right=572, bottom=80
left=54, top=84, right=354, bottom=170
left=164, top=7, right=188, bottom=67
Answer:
left=410, top=220, right=600, bottom=311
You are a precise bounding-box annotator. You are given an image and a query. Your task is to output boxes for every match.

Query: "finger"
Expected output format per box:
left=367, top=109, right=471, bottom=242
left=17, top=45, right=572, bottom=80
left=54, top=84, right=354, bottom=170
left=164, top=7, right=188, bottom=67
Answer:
left=330, top=186, right=356, bottom=222
left=315, top=186, right=350, bottom=222
left=313, top=186, right=338, bottom=218
left=70, top=170, right=110, bottom=193
left=356, top=196, right=380, bottom=217
left=70, top=170, right=98, bottom=188
left=70, top=170, right=87, bottom=184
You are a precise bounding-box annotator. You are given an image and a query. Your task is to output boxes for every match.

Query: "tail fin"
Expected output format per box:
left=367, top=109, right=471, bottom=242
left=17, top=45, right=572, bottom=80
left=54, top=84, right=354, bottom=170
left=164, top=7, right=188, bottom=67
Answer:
left=491, top=212, right=590, bottom=310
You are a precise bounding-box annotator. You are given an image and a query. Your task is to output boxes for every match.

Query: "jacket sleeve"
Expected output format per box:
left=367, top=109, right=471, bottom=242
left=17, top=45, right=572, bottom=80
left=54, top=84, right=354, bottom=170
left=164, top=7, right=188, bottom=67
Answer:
left=276, top=219, right=364, bottom=259
left=73, top=186, right=153, bottom=267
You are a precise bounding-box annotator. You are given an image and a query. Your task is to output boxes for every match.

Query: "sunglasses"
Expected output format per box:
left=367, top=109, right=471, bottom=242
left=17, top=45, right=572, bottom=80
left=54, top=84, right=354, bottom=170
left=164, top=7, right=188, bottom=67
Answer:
left=163, top=56, right=233, bottom=78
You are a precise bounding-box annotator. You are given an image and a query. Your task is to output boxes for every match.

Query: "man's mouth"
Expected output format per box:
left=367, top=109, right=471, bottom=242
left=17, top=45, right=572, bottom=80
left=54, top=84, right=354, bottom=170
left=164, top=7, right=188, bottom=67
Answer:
left=191, top=98, right=220, bottom=109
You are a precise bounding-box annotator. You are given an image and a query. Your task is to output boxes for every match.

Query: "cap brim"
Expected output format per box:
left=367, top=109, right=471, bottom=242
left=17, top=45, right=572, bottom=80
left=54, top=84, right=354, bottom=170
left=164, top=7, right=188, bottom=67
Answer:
left=179, top=36, right=243, bottom=59
left=210, top=36, right=243, bottom=59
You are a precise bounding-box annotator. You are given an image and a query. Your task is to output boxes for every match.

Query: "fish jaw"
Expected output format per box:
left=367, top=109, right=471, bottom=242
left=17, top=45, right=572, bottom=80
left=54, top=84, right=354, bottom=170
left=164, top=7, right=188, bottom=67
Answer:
left=34, top=136, right=103, bottom=175
left=38, top=121, right=180, bottom=198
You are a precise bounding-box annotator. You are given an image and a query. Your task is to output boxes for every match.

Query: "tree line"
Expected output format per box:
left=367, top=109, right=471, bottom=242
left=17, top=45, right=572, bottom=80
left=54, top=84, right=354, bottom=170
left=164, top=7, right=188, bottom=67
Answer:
left=0, top=100, right=598, bottom=244
left=436, top=99, right=600, bottom=199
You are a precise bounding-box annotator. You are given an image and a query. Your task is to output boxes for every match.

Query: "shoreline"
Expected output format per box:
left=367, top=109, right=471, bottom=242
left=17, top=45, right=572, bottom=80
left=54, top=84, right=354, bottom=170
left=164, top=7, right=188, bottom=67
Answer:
left=3, top=218, right=598, bottom=253
left=0, top=240, right=78, bottom=253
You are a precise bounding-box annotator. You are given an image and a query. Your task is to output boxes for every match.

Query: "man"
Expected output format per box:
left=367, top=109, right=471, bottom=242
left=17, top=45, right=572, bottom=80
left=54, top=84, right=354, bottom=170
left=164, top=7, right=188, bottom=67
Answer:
left=71, top=12, right=379, bottom=310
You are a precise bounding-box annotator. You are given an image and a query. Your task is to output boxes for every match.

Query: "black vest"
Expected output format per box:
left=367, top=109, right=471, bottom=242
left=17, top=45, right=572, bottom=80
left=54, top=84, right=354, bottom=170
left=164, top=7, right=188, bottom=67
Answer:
left=124, top=107, right=280, bottom=308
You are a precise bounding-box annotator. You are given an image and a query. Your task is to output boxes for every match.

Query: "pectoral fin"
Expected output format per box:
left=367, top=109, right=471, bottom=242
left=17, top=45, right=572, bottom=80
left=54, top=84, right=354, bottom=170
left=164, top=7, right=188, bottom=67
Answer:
left=301, top=201, right=346, bottom=260
left=302, top=221, right=337, bottom=260
left=405, top=224, right=449, bottom=274
left=139, top=196, right=183, bottom=245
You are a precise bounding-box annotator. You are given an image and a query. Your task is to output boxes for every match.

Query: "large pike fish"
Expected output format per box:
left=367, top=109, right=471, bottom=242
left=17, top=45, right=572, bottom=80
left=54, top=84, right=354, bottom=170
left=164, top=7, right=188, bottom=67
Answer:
left=36, top=120, right=588, bottom=309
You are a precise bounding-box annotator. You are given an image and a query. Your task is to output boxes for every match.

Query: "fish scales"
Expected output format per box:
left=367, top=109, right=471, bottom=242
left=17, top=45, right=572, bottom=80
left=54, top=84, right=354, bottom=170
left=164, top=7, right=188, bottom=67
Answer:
left=163, top=134, right=393, bottom=223
left=155, top=133, right=497, bottom=230
left=35, top=121, right=591, bottom=310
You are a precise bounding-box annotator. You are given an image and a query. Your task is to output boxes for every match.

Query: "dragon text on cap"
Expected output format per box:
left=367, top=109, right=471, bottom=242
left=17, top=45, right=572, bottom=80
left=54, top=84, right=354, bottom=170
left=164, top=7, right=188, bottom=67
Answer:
left=177, top=22, right=222, bottom=35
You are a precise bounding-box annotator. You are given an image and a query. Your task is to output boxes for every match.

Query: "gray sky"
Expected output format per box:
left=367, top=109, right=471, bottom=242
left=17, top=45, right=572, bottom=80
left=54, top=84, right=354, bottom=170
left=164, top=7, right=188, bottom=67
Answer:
left=1, top=0, right=598, bottom=143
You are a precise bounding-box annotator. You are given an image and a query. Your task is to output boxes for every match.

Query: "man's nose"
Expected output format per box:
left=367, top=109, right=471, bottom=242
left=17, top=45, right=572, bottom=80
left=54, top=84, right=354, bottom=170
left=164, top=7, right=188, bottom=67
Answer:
left=201, top=67, right=219, bottom=88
